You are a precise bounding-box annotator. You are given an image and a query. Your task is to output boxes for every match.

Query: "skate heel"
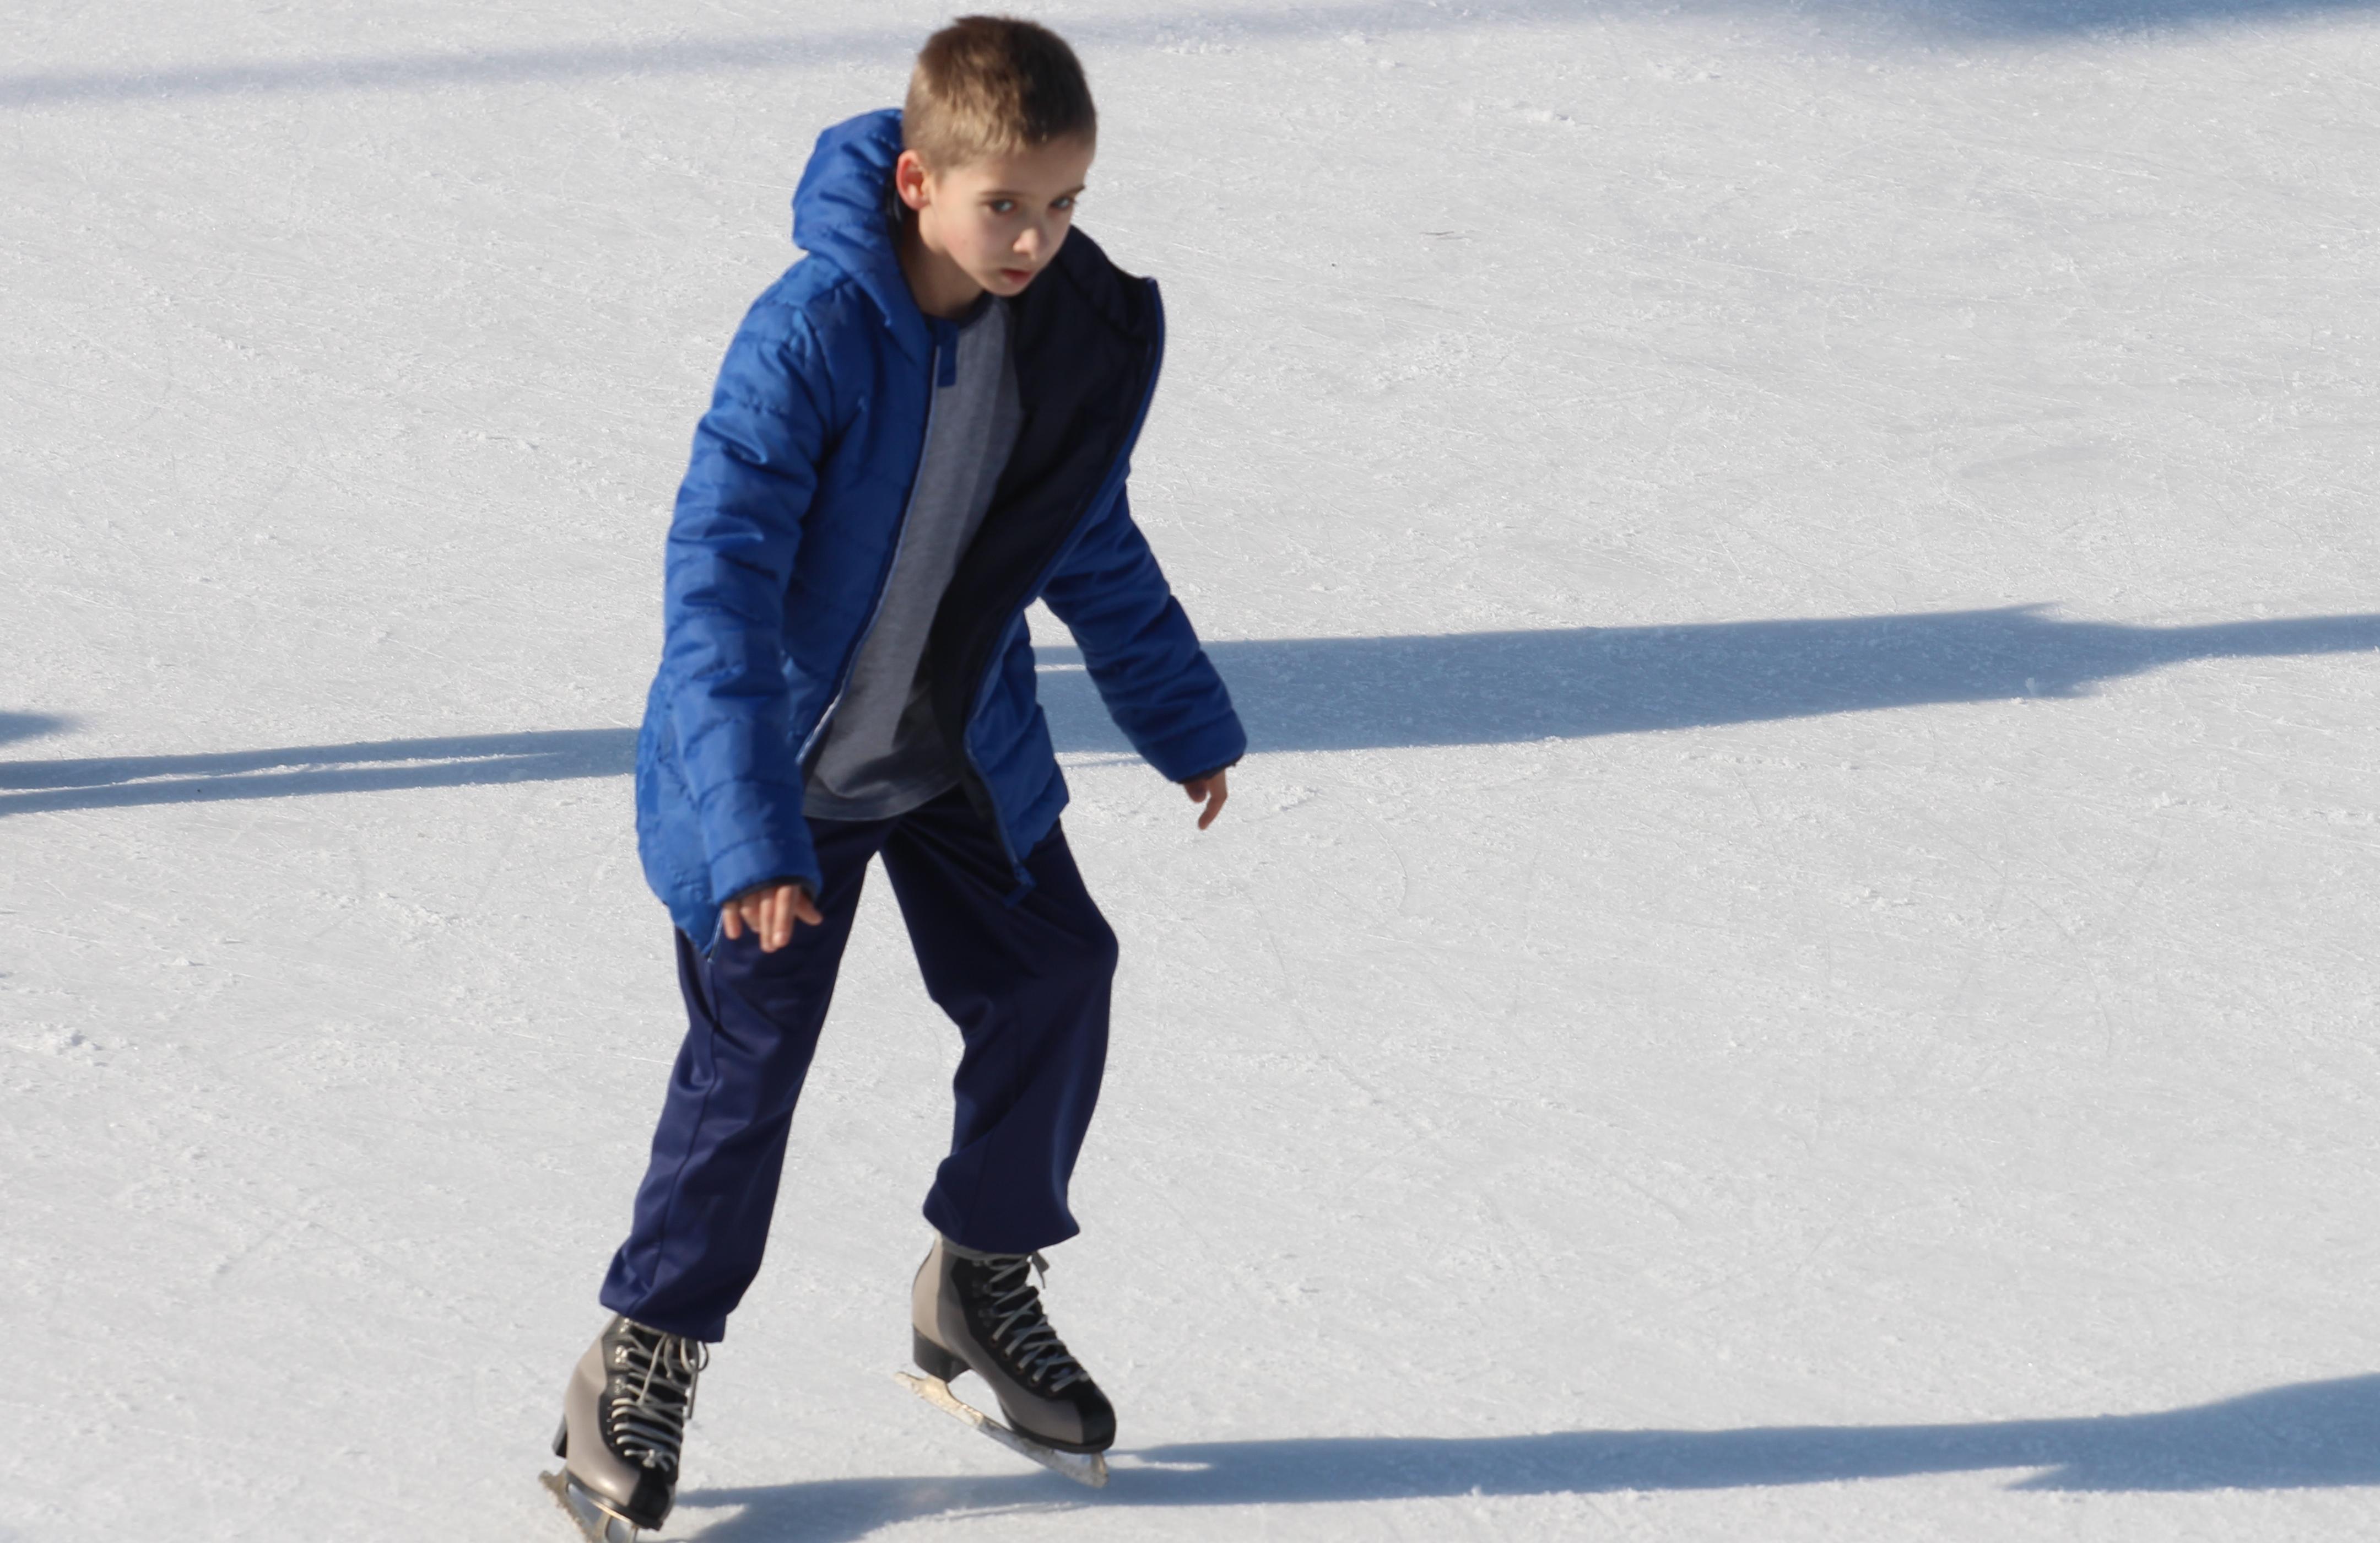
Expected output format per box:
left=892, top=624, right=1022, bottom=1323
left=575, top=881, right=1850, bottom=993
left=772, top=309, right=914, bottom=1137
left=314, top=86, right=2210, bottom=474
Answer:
left=912, top=1329, right=969, bottom=1383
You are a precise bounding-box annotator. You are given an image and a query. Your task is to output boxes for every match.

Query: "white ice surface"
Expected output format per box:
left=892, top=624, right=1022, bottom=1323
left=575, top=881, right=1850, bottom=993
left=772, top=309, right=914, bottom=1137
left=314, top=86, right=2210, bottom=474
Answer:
left=6, top=1, right=2380, bottom=1538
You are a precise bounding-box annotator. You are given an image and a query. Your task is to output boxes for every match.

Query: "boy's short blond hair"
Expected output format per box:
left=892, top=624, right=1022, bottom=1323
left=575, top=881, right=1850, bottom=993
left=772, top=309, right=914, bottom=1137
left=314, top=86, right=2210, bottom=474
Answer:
left=904, top=16, right=1097, bottom=172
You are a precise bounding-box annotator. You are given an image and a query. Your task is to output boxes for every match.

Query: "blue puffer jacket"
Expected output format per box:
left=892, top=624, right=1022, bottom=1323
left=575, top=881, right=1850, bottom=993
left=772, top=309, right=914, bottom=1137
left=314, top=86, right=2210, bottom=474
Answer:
left=635, top=109, right=1245, bottom=941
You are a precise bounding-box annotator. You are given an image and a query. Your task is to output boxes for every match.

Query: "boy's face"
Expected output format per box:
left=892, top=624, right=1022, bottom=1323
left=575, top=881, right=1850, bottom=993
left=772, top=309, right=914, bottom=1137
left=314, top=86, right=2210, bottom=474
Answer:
left=897, top=136, right=1096, bottom=301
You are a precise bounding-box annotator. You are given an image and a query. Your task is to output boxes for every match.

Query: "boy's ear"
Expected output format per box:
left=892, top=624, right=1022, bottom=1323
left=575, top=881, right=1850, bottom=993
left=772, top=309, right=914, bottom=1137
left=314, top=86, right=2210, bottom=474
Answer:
left=894, top=149, right=935, bottom=213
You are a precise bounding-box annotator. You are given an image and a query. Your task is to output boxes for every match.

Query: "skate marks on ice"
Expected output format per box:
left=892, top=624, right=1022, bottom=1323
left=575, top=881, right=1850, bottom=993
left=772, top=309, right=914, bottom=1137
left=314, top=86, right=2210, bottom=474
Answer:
left=9, top=0, right=2380, bottom=109
left=1038, top=607, right=2380, bottom=756
left=677, top=1374, right=2380, bottom=1541
left=0, top=727, right=633, bottom=817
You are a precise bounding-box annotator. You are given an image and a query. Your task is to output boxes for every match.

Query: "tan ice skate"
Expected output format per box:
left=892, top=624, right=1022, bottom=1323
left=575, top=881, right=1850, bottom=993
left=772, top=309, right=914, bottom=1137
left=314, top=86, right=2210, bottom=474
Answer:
left=895, top=1236, right=1114, bottom=1487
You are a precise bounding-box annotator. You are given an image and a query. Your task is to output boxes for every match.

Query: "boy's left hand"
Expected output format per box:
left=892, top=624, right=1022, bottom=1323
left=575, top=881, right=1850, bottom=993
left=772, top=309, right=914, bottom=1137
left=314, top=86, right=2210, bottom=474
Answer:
left=1183, top=767, right=1230, bottom=830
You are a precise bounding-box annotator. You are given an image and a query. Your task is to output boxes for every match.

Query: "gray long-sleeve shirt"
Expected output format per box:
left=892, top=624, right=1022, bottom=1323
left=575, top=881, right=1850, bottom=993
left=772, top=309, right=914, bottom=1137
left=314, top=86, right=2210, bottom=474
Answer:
left=804, top=295, right=1024, bottom=822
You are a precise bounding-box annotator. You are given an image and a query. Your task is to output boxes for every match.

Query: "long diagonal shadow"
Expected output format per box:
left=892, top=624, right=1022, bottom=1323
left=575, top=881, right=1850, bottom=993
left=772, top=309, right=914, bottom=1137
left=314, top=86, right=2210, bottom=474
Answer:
left=6, top=608, right=2373, bottom=816
left=4, top=2, right=1561, bottom=108
left=0, top=728, right=635, bottom=817
left=9, top=0, right=2380, bottom=107
left=1039, top=606, right=2380, bottom=756
left=673, top=1374, right=2380, bottom=1542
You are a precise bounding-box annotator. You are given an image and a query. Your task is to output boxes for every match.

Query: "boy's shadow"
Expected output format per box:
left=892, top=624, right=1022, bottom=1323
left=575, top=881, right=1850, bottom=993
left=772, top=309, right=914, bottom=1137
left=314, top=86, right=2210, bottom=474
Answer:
left=0, top=726, right=637, bottom=816
left=1038, top=605, right=2380, bottom=756
left=677, top=1373, right=2380, bottom=1541
left=6, top=607, right=2376, bottom=816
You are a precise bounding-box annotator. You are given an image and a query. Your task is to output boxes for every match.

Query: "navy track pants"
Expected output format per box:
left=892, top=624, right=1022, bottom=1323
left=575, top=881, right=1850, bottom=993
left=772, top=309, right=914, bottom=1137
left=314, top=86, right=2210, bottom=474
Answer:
left=598, top=787, right=1117, bottom=1342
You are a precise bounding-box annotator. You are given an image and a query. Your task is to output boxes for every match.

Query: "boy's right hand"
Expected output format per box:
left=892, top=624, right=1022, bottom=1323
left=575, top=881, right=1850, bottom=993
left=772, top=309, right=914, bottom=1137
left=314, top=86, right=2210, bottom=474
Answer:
left=720, top=881, right=823, bottom=953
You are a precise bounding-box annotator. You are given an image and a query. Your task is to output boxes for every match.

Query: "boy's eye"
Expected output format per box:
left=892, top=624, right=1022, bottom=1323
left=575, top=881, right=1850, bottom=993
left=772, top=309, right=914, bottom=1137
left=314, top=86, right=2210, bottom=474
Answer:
left=1052, top=196, right=1076, bottom=212
left=987, top=198, right=1016, bottom=215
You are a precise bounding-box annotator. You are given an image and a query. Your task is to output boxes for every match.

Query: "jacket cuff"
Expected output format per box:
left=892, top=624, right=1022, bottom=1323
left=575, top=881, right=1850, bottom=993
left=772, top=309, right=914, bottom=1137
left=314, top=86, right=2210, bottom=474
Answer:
left=706, top=829, right=823, bottom=909
left=1139, top=714, right=1250, bottom=786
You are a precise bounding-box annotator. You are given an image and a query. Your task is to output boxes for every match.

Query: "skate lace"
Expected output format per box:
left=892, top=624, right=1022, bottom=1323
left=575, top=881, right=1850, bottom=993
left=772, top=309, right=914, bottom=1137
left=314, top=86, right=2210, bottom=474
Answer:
left=605, top=1320, right=709, bottom=1474
left=980, top=1252, right=1087, bottom=1394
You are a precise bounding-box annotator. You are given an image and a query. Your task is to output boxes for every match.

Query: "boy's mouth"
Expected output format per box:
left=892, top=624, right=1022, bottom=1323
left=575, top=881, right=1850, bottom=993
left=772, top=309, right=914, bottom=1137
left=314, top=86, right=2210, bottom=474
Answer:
left=998, top=267, right=1034, bottom=285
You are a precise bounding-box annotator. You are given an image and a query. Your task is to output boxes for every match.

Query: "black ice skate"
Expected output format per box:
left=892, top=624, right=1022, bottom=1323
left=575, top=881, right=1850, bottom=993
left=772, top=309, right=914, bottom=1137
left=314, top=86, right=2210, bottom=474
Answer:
left=542, top=1315, right=709, bottom=1541
left=896, top=1236, right=1115, bottom=1487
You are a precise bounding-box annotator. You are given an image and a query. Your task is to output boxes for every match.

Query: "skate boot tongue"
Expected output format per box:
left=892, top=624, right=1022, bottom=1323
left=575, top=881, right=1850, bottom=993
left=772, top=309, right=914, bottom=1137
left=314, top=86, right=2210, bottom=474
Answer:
left=976, top=1253, right=1086, bottom=1394
left=607, top=1320, right=708, bottom=1474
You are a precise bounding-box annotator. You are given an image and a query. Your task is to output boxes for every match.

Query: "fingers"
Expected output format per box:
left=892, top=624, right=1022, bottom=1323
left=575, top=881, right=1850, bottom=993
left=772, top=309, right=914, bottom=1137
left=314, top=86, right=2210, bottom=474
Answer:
left=1188, top=769, right=1230, bottom=830
left=722, top=881, right=815, bottom=952
left=765, top=882, right=809, bottom=952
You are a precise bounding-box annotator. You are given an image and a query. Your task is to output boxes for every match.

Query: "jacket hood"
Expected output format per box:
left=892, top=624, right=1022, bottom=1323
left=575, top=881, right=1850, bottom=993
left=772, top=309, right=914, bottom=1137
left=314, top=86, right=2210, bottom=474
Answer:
left=791, top=108, right=931, bottom=364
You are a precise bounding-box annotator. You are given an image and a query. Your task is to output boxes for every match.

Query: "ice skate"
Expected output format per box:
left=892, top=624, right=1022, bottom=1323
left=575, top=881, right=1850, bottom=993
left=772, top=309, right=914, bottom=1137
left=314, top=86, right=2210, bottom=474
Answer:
left=896, top=1237, right=1114, bottom=1487
left=542, top=1315, right=709, bottom=1540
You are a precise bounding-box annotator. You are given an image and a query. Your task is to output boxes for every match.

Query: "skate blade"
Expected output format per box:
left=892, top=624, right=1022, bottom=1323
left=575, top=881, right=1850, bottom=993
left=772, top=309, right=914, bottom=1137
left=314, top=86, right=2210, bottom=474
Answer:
left=539, top=1469, right=642, bottom=1542
left=894, top=1370, right=1110, bottom=1488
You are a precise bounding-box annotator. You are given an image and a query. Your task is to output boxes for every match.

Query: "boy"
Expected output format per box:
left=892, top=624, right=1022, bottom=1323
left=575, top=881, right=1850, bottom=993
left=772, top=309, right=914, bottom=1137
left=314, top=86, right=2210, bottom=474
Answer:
left=547, top=16, right=1245, bottom=1537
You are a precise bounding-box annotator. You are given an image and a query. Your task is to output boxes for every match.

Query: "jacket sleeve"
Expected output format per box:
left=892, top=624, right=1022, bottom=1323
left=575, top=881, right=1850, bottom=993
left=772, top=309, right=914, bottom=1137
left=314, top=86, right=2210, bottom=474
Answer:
left=1040, top=486, right=1247, bottom=782
left=660, top=304, right=832, bottom=904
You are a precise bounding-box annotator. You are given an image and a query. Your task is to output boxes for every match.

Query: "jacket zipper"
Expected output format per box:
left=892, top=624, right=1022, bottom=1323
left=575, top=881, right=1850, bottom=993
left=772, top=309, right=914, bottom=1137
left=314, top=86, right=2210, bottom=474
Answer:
left=795, top=334, right=945, bottom=769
